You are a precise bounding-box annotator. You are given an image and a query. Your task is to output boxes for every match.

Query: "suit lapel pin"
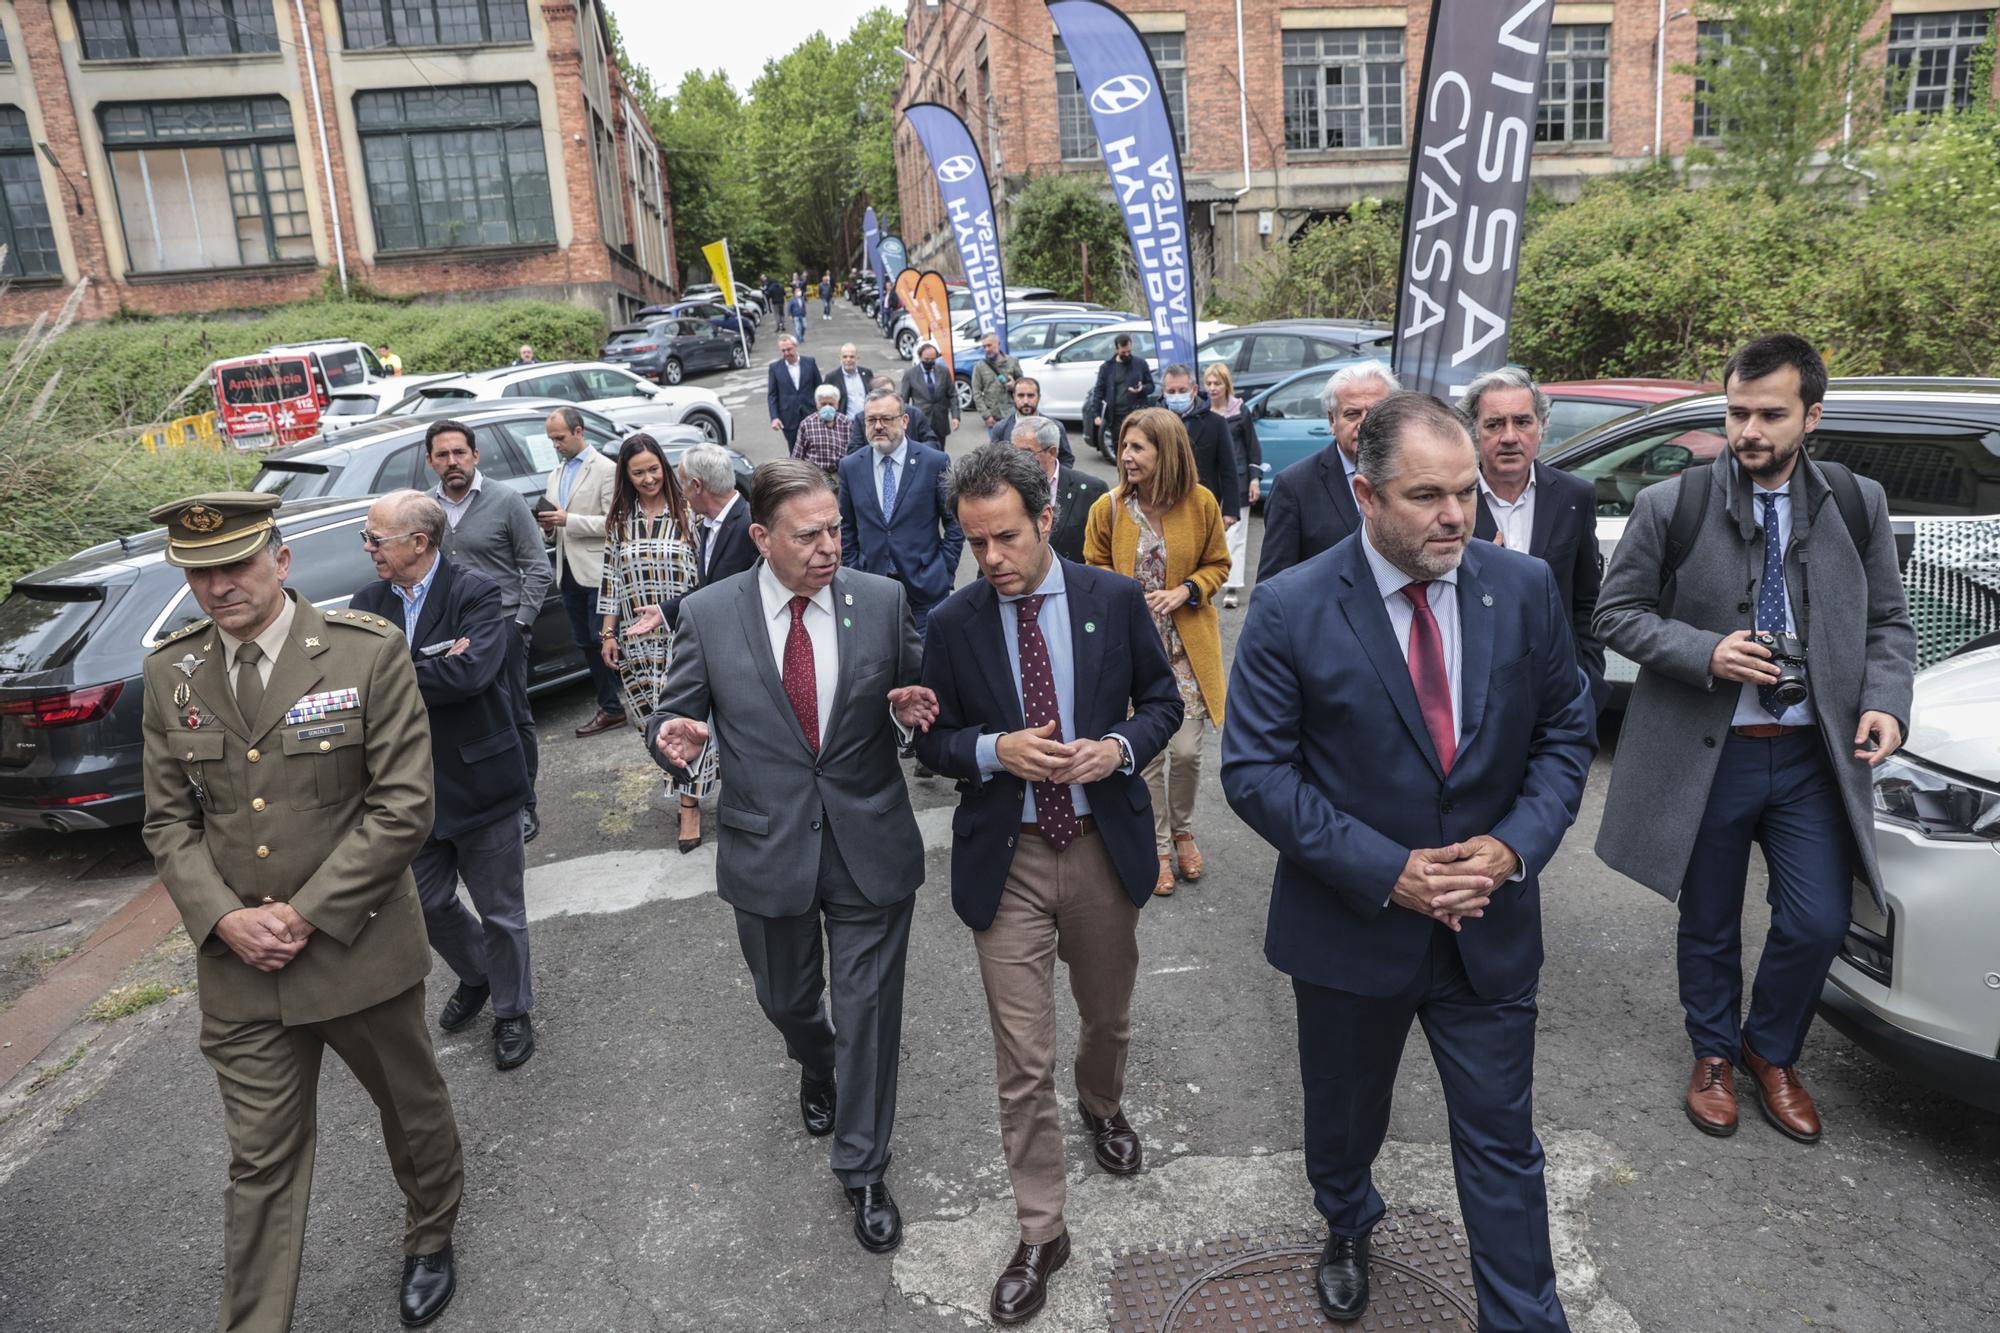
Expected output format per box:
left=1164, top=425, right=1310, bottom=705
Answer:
left=304, top=637, right=321, bottom=648
left=1085, top=621, right=1096, bottom=633
left=174, top=653, right=204, bottom=678
left=843, top=593, right=854, bottom=606
left=1481, top=594, right=1494, bottom=607
left=842, top=616, right=853, bottom=628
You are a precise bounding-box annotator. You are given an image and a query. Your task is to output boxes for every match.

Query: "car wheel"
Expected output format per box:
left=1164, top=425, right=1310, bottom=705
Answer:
left=954, top=375, right=974, bottom=413
left=896, top=329, right=917, bottom=359
left=687, top=412, right=723, bottom=444
left=662, top=358, right=683, bottom=385
left=729, top=343, right=747, bottom=370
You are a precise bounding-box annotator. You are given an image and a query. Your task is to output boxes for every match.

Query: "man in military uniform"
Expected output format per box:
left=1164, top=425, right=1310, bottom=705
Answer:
left=140, top=493, right=465, bottom=1331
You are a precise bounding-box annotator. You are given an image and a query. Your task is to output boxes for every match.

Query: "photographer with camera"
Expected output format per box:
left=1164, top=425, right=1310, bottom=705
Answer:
left=1594, top=334, right=1914, bottom=1146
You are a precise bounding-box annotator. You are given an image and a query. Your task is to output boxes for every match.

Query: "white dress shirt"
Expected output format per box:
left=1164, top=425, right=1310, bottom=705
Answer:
left=841, top=369, right=867, bottom=417
left=784, top=358, right=802, bottom=390
left=221, top=593, right=299, bottom=696
left=1359, top=526, right=1462, bottom=742
left=757, top=562, right=837, bottom=747
left=1479, top=470, right=1537, bottom=554
left=701, top=492, right=738, bottom=578
left=1730, top=475, right=1813, bottom=727
left=438, top=470, right=484, bottom=529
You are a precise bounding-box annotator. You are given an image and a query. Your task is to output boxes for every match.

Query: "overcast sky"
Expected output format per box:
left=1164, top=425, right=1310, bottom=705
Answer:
left=608, top=0, right=890, bottom=95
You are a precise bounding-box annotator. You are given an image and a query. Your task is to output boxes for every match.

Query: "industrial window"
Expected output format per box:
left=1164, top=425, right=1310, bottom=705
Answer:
left=1886, top=10, right=1993, bottom=116
left=0, top=108, right=59, bottom=279
left=1691, top=20, right=1738, bottom=140
left=1053, top=37, right=1095, bottom=161
left=338, top=0, right=531, bottom=49
left=100, top=97, right=311, bottom=273
left=1536, top=25, right=1609, bottom=143
left=1142, top=32, right=1189, bottom=153
left=76, top=0, right=280, bottom=60
left=1282, top=29, right=1406, bottom=152
left=0, top=20, right=10, bottom=62
left=354, top=85, right=555, bottom=253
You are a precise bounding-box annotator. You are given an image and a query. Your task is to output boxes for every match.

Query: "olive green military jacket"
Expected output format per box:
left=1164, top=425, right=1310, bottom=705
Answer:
left=141, top=593, right=437, bottom=1025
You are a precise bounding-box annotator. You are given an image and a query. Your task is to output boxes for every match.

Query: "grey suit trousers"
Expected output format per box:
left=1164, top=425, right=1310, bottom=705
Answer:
left=412, top=811, right=534, bottom=1019
left=733, top=822, right=915, bottom=1188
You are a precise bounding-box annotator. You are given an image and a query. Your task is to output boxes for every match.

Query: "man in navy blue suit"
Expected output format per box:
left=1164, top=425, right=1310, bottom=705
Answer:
left=914, top=445, right=1181, bottom=1325
left=766, top=335, right=821, bottom=451
left=353, top=490, right=538, bottom=1072
left=1222, top=393, right=1596, bottom=1331
left=1256, top=361, right=1398, bottom=584
left=839, top=387, right=963, bottom=637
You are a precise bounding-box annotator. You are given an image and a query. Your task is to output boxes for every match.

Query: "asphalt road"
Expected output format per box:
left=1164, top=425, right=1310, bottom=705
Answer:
left=1, top=301, right=1996, bottom=1333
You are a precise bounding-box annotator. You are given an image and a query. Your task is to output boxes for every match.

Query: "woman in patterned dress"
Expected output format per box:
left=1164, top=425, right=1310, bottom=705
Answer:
left=597, top=433, right=714, bottom=850
left=1083, top=407, right=1231, bottom=897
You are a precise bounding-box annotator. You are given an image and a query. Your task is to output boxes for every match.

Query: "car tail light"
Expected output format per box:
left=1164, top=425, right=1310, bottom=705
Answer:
left=36, top=792, right=111, bottom=807
left=0, top=681, right=124, bottom=728
left=626, top=344, right=658, bottom=354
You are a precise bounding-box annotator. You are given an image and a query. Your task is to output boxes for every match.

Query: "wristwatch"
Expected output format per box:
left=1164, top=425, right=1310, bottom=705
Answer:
left=1181, top=579, right=1201, bottom=608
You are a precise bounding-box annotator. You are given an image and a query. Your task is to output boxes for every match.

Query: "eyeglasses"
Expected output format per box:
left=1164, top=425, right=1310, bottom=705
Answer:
left=360, top=531, right=419, bottom=549
left=864, top=414, right=902, bottom=427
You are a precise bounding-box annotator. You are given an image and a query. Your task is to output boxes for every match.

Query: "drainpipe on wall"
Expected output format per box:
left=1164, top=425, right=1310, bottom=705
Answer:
left=294, top=0, right=348, bottom=296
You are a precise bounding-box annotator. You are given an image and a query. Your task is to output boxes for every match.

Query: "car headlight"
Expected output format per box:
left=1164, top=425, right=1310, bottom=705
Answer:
left=1872, top=752, right=2000, bottom=842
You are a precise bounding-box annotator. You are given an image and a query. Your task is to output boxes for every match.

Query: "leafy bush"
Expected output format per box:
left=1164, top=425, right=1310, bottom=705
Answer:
left=1207, top=198, right=1402, bottom=325
left=1004, top=174, right=1133, bottom=308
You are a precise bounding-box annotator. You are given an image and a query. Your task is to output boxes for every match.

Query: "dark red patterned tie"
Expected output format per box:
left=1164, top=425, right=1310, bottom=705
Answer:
left=783, top=595, right=818, bottom=752
left=1015, top=595, right=1079, bottom=850
left=1401, top=583, right=1455, bottom=774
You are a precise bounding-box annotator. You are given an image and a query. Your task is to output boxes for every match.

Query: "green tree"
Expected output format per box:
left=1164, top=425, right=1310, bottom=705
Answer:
left=652, top=71, right=780, bottom=282
left=1207, top=199, right=1402, bottom=324
left=1677, top=0, right=1886, bottom=201
left=1003, top=174, right=1131, bottom=307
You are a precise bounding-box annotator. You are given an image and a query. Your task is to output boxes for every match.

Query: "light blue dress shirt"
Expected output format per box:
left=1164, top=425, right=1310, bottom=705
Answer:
left=1731, top=470, right=1813, bottom=727
left=974, top=558, right=1132, bottom=820
left=391, top=553, right=441, bottom=640
left=557, top=451, right=584, bottom=507
left=876, top=439, right=909, bottom=516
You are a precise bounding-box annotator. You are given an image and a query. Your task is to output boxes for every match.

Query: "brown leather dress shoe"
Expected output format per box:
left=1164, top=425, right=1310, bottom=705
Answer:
left=1079, top=1105, right=1143, bottom=1175
left=1172, top=832, right=1204, bottom=880
left=1153, top=856, right=1175, bottom=897
left=991, top=1231, right=1070, bottom=1325
left=1741, top=1044, right=1822, bottom=1143
left=1684, top=1056, right=1738, bottom=1137
left=575, top=709, right=625, bottom=738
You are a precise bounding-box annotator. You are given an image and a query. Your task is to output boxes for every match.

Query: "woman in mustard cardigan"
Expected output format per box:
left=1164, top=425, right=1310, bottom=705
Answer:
left=1084, top=407, right=1231, bottom=897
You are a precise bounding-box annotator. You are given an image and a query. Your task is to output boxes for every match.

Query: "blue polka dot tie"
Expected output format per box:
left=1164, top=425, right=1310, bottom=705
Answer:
left=1015, top=595, right=1079, bottom=851
left=1756, top=492, right=1786, bottom=720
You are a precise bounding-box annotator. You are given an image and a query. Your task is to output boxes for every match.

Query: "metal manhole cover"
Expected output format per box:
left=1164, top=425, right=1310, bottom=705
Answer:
left=1104, top=1211, right=1477, bottom=1332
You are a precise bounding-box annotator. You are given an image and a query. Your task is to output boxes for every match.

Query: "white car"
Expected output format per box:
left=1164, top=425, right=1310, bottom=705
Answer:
left=1015, top=319, right=1237, bottom=422
left=382, top=361, right=733, bottom=446
left=1820, top=641, right=2000, bottom=1112
left=889, top=285, right=1063, bottom=360
left=686, top=282, right=767, bottom=315
left=318, top=373, right=463, bottom=436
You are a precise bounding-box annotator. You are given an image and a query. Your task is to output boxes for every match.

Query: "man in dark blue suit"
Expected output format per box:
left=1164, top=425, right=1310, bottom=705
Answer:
left=839, top=387, right=963, bottom=637
left=1222, top=393, right=1596, bottom=1331
left=353, top=490, right=538, bottom=1071
left=914, top=445, right=1181, bottom=1325
left=1461, top=368, right=1608, bottom=712
left=766, top=335, right=821, bottom=451
left=1256, top=361, right=1398, bottom=583
left=844, top=398, right=933, bottom=454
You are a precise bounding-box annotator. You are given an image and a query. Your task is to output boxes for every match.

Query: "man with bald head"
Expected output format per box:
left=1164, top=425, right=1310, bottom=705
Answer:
left=823, top=342, right=874, bottom=420
left=353, top=490, right=539, bottom=1071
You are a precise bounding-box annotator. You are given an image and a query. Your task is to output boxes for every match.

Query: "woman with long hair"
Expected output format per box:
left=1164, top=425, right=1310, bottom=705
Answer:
left=1203, top=361, right=1260, bottom=608
left=1083, top=407, right=1230, bottom=897
left=597, top=433, right=712, bottom=850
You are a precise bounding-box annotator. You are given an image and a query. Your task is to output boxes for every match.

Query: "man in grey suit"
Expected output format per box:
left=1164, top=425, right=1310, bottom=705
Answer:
left=647, top=459, right=938, bottom=1254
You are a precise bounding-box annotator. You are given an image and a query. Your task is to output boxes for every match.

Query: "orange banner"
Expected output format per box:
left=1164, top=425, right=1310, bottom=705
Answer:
left=913, top=270, right=954, bottom=369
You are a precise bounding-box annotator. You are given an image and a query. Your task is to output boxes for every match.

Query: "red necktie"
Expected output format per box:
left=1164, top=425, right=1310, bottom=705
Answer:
left=1401, top=583, right=1455, bottom=773
left=783, top=595, right=818, bottom=752
left=1015, top=595, right=1079, bottom=851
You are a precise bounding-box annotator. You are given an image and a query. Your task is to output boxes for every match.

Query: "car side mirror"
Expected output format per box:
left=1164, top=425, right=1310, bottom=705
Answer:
left=1643, top=443, right=1693, bottom=475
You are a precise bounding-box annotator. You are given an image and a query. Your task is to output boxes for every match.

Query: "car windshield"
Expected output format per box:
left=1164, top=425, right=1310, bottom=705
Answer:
left=251, top=462, right=338, bottom=500
left=1553, top=416, right=1729, bottom=516
left=0, top=585, right=106, bottom=673
left=1544, top=398, right=1642, bottom=447
left=325, top=395, right=378, bottom=417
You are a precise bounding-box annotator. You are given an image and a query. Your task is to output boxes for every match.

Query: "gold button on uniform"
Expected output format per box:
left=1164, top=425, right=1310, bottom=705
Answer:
left=319, top=740, right=331, bottom=752
left=251, top=797, right=266, bottom=812
left=247, top=748, right=260, bottom=762
left=256, top=845, right=270, bottom=859
left=185, top=750, right=195, bottom=761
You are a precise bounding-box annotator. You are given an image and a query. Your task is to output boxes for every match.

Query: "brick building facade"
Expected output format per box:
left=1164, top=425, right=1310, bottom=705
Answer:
left=892, top=0, right=1998, bottom=297
left=0, top=0, right=676, bottom=327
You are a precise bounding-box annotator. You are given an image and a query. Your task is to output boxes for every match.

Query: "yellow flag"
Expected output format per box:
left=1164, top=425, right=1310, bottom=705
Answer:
left=701, top=240, right=736, bottom=306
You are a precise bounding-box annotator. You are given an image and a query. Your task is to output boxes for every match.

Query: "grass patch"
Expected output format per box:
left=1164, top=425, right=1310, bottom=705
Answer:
left=86, top=981, right=184, bottom=1022
left=24, top=1040, right=91, bottom=1096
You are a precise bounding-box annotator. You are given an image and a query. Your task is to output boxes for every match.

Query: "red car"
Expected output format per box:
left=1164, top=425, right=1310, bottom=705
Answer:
left=1538, top=378, right=1713, bottom=447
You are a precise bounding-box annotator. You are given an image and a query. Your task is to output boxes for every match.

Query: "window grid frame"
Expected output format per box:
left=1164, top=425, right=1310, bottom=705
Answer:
left=1886, top=9, right=1994, bottom=117
left=76, top=0, right=280, bottom=62
left=1692, top=19, right=1739, bottom=141
left=0, top=108, right=60, bottom=280
left=337, top=0, right=532, bottom=51
left=354, top=83, right=555, bottom=255
left=1536, top=24, right=1610, bottom=145
left=1281, top=28, right=1408, bottom=153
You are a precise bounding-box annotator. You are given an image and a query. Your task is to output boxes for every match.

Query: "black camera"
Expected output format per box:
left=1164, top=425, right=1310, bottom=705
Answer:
left=1750, top=630, right=1809, bottom=708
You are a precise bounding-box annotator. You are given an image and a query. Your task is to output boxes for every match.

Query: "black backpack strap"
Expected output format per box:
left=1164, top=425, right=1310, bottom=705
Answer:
left=1814, top=460, right=1873, bottom=554
left=1661, top=463, right=1713, bottom=583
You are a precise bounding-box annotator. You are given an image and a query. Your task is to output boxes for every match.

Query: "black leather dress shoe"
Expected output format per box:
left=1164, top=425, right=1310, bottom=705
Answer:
left=493, top=1014, right=535, bottom=1070
left=845, top=1181, right=902, bottom=1253
left=438, top=982, right=490, bottom=1033
left=991, top=1231, right=1070, bottom=1324
left=1079, top=1105, right=1143, bottom=1175
left=1316, top=1232, right=1370, bottom=1322
left=521, top=807, right=540, bottom=844
left=799, top=1072, right=837, bottom=1137
left=398, top=1245, right=455, bottom=1327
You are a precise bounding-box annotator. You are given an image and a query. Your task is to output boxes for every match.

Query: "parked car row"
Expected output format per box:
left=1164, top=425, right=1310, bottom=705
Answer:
left=380, top=361, right=733, bottom=446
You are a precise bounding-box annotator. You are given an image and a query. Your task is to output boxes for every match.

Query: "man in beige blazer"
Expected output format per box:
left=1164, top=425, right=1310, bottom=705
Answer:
left=536, top=404, right=624, bottom=736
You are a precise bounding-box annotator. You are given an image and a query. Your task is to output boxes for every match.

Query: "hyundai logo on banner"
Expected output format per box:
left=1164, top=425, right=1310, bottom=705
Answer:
left=1046, top=0, right=1196, bottom=368
left=904, top=104, right=1010, bottom=349
left=1090, top=74, right=1153, bottom=115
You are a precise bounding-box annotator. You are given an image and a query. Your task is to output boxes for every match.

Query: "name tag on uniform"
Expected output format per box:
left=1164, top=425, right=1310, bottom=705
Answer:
left=295, top=722, right=347, bottom=740
left=285, top=687, right=360, bottom=725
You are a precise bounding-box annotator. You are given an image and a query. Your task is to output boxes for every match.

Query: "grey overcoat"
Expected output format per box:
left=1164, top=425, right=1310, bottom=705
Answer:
left=1593, top=455, right=1915, bottom=906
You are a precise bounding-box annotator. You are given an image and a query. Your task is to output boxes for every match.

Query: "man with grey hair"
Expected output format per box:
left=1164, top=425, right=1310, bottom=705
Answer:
left=767, top=333, right=822, bottom=450
left=1459, top=366, right=1608, bottom=710
left=1257, top=360, right=1400, bottom=583
left=679, top=444, right=756, bottom=596
left=916, top=445, right=1180, bottom=1324
left=839, top=386, right=962, bottom=637
left=1224, top=391, right=1594, bottom=1329
left=1011, top=413, right=1105, bottom=565
left=354, top=490, right=539, bottom=1072
left=794, top=382, right=849, bottom=476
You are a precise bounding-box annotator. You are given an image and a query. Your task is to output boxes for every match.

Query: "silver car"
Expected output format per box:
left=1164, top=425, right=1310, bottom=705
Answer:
left=1820, top=642, right=2000, bottom=1111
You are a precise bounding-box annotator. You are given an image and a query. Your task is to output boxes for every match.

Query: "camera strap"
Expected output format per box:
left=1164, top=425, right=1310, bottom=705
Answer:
left=1659, top=461, right=1871, bottom=617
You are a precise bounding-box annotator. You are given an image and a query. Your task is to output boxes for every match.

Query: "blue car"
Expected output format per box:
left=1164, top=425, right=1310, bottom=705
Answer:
left=951, top=311, right=1134, bottom=412
left=1241, top=358, right=1369, bottom=487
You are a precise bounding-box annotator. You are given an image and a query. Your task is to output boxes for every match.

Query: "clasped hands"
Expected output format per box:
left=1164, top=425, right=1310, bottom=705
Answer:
left=996, top=720, right=1123, bottom=786
left=1390, top=835, right=1520, bottom=932
left=216, top=899, right=316, bottom=972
